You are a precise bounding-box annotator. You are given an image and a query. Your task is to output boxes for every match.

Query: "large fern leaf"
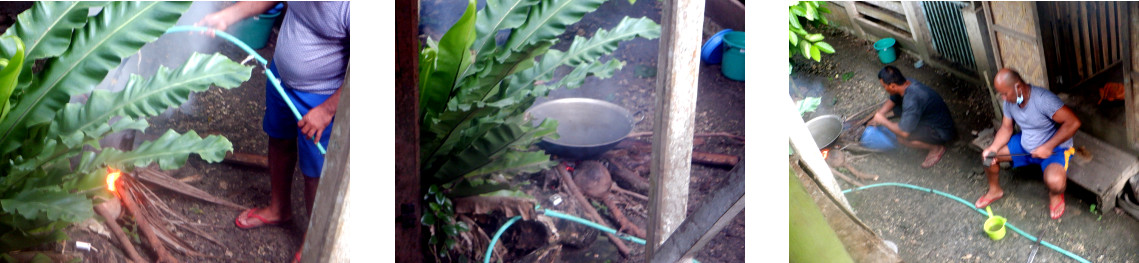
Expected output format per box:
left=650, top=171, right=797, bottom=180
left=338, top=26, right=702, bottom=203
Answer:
left=468, top=0, right=540, bottom=75
left=94, top=129, right=232, bottom=172
left=427, top=117, right=557, bottom=182
left=420, top=0, right=477, bottom=122
left=1, top=2, right=102, bottom=90
left=0, top=1, right=188, bottom=154
left=54, top=52, right=251, bottom=146
left=497, top=0, right=606, bottom=61
left=507, top=16, right=658, bottom=95
left=0, top=187, right=92, bottom=223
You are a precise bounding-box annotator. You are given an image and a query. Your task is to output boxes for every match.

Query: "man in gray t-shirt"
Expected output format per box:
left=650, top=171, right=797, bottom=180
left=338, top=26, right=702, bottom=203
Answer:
left=870, top=66, right=957, bottom=169
left=199, top=2, right=348, bottom=262
left=976, top=69, right=1081, bottom=220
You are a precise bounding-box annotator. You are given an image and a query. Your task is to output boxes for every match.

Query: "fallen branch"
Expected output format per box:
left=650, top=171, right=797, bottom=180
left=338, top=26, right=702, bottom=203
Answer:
left=222, top=152, right=269, bottom=169
left=626, top=131, right=744, bottom=143
left=830, top=167, right=865, bottom=187
left=611, top=183, right=648, bottom=201
left=604, top=157, right=649, bottom=193
left=842, top=164, right=878, bottom=181
left=602, top=197, right=645, bottom=239
left=692, top=151, right=739, bottom=167
left=95, top=201, right=145, bottom=263
left=135, top=167, right=247, bottom=210
left=556, top=164, right=632, bottom=257
left=120, top=184, right=177, bottom=263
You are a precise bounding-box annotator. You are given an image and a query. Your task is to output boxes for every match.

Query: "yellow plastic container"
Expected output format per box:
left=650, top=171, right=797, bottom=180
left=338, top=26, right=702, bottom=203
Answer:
left=983, top=206, right=1007, bottom=240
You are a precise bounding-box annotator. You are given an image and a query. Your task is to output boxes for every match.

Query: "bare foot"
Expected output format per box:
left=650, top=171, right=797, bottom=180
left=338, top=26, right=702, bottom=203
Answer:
left=974, top=190, right=1004, bottom=208
left=921, top=145, right=946, bottom=168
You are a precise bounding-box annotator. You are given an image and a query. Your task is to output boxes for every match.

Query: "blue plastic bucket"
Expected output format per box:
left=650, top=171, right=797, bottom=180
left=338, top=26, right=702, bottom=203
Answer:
left=230, top=5, right=284, bottom=50
left=721, top=31, right=745, bottom=81
left=873, top=38, right=897, bottom=64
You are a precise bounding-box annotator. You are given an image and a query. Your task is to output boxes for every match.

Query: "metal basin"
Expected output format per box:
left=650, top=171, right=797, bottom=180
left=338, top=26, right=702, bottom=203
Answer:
left=525, top=98, right=642, bottom=160
left=805, top=115, right=842, bottom=149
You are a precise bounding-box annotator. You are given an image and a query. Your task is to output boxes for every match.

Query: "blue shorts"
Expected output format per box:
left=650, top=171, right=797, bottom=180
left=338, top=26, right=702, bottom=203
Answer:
left=1007, top=134, right=1074, bottom=171
left=264, top=61, right=334, bottom=178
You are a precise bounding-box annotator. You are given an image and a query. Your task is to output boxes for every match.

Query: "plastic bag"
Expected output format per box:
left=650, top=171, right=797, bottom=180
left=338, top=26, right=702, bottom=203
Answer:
left=861, top=126, right=897, bottom=150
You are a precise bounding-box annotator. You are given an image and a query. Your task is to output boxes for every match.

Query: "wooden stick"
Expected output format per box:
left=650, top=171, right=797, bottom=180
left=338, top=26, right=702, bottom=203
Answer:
left=692, top=151, right=739, bottom=167
left=95, top=202, right=145, bottom=263
left=556, top=164, right=632, bottom=257
left=605, top=157, right=649, bottom=193
left=120, top=183, right=178, bottom=263
left=842, top=164, right=879, bottom=181
left=829, top=168, right=865, bottom=187
left=612, top=183, right=648, bottom=201
left=626, top=131, right=744, bottom=143
left=602, top=197, right=646, bottom=239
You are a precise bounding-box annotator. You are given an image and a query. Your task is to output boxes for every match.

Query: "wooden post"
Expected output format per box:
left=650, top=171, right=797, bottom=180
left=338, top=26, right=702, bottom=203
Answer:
left=645, top=0, right=704, bottom=261
left=302, top=69, right=351, bottom=262
left=652, top=160, right=744, bottom=263
left=394, top=0, right=423, bottom=261
left=1124, top=2, right=1139, bottom=150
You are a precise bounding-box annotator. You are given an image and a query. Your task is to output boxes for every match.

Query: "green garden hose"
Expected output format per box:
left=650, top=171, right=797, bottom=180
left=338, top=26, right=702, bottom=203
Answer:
left=483, top=206, right=704, bottom=263
left=843, top=182, right=1091, bottom=263
left=164, top=25, right=327, bottom=155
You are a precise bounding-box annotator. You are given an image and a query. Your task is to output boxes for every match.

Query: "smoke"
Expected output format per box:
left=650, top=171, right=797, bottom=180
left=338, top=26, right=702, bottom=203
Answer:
left=95, top=2, right=239, bottom=150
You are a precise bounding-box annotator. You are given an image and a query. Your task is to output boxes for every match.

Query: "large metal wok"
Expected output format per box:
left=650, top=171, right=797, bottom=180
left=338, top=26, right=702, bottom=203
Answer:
left=525, top=98, right=643, bottom=160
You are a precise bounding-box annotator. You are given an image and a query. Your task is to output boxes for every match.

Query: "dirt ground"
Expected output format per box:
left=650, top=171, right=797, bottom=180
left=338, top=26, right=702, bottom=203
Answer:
left=791, top=25, right=1139, bottom=262
left=421, top=0, right=745, bottom=262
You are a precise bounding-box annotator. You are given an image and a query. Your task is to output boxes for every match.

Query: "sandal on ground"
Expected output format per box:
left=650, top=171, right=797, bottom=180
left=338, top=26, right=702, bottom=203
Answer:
left=974, top=192, right=1004, bottom=208
left=1050, top=194, right=1065, bottom=220
left=235, top=208, right=291, bottom=229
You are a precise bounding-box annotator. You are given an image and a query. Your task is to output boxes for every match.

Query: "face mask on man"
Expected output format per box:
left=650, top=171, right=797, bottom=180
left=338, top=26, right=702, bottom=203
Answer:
left=1015, top=84, right=1024, bottom=105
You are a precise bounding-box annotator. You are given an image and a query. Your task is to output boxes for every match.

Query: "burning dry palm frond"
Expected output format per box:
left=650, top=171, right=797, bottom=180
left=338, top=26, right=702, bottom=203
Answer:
left=99, top=166, right=241, bottom=262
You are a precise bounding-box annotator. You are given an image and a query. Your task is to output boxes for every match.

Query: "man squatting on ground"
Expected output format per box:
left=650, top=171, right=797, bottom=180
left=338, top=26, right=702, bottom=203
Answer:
left=870, top=66, right=957, bottom=169
left=976, top=69, right=1080, bottom=220
left=198, top=1, right=349, bottom=261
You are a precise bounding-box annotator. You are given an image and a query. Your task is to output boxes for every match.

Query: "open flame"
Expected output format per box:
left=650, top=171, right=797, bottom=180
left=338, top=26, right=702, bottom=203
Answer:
left=106, top=167, right=122, bottom=192
left=821, top=149, right=830, bottom=159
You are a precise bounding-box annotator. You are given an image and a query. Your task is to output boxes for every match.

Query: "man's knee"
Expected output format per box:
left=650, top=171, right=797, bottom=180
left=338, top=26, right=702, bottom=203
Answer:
left=1043, top=165, right=1067, bottom=192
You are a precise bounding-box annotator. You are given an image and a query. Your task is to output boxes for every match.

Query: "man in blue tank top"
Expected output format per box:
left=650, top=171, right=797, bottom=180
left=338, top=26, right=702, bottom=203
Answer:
left=976, top=69, right=1080, bottom=220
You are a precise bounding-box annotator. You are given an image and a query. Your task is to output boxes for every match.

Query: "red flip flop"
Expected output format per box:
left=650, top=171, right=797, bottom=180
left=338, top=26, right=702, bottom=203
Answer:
left=1050, top=194, right=1065, bottom=220
left=974, top=193, right=1003, bottom=208
left=235, top=208, right=291, bottom=229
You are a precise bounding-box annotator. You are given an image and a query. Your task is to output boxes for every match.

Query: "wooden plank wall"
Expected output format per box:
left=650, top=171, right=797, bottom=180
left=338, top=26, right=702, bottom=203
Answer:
left=987, top=1, right=1049, bottom=88
left=1041, top=2, right=1125, bottom=89
left=1129, top=2, right=1139, bottom=149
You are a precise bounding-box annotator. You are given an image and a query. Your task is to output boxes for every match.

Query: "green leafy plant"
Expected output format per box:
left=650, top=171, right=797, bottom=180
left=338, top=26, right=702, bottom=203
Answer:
left=419, top=0, right=659, bottom=259
left=789, top=1, right=835, bottom=71
left=0, top=2, right=251, bottom=251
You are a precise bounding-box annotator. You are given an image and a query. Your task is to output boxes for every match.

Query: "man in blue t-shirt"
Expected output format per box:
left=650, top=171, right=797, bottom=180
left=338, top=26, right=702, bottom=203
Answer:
left=870, top=66, right=957, bottom=168
left=976, top=69, right=1081, bottom=220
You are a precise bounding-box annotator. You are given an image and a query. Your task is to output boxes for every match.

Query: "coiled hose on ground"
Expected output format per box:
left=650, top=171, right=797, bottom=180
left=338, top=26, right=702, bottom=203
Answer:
left=842, top=182, right=1090, bottom=263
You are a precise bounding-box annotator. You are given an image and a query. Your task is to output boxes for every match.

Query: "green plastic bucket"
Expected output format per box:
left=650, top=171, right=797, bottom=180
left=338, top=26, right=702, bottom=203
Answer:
left=230, top=11, right=282, bottom=50
left=721, top=31, right=745, bottom=81
left=873, top=38, right=897, bottom=64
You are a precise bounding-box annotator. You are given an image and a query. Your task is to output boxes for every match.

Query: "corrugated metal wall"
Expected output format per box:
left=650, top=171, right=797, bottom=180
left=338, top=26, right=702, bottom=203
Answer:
left=921, top=1, right=976, bottom=71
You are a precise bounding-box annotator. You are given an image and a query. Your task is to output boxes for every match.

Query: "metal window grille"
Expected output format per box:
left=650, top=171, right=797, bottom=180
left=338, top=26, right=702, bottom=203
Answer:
left=922, top=1, right=977, bottom=71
